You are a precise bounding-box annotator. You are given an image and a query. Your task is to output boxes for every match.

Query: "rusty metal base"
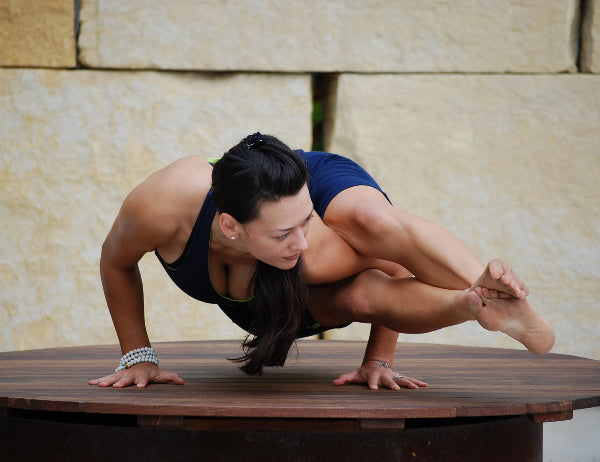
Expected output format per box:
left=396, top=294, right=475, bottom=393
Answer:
left=1, top=411, right=542, bottom=462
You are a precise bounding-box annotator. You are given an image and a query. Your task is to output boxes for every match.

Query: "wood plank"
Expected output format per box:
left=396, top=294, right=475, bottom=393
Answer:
left=0, top=341, right=599, bottom=424
left=529, top=410, right=573, bottom=423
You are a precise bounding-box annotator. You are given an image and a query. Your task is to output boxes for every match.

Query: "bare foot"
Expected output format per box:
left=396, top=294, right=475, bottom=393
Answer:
left=471, top=259, right=529, bottom=300
left=469, top=292, right=555, bottom=355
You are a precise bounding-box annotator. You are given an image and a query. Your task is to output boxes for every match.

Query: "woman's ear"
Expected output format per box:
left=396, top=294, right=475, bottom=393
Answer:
left=219, top=213, right=242, bottom=240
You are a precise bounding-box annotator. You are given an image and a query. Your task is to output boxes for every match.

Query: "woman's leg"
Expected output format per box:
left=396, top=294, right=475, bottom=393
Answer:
left=323, top=186, right=528, bottom=298
left=309, top=270, right=478, bottom=333
left=308, top=269, right=554, bottom=355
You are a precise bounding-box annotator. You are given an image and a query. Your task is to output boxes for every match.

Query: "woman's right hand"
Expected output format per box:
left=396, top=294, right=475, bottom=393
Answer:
left=88, top=362, right=185, bottom=388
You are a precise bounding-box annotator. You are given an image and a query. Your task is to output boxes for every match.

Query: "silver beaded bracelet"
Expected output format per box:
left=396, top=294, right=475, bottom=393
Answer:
left=115, top=347, right=159, bottom=372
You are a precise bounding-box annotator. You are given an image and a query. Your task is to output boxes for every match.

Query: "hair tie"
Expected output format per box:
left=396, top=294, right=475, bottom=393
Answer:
left=244, top=132, right=264, bottom=149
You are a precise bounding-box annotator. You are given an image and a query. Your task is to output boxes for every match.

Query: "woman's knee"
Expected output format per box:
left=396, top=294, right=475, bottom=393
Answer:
left=347, top=203, right=406, bottom=240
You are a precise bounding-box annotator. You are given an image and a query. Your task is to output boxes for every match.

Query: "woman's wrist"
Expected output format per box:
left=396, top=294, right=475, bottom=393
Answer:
left=362, top=358, right=393, bottom=368
left=115, top=346, right=159, bottom=371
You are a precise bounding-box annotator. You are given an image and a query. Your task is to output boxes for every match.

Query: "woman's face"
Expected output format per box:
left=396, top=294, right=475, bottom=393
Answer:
left=242, top=184, right=314, bottom=270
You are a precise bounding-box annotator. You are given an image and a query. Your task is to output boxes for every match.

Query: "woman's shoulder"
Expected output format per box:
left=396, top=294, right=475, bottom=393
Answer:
left=121, top=157, right=212, bottom=234
left=135, top=155, right=211, bottom=200
left=156, top=155, right=213, bottom=183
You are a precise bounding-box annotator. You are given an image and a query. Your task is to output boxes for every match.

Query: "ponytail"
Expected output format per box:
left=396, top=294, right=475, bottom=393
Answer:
left=212, top=133, right=309, bottom=375
left=235, top=258, right=307, bottom=375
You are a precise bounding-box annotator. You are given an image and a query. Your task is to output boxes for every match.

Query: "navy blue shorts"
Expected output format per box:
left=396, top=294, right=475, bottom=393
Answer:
left=298, top=150, right=390, bottom=217
left=296, top=151, right=390, bottom=337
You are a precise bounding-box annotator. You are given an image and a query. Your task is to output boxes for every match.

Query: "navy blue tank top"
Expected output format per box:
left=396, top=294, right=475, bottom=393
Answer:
left=154, top=190, right=258, bottom=331
left=155, top=150, right=386, bottom=336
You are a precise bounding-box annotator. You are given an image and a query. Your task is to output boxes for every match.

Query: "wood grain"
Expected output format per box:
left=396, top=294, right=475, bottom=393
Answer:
left=1, top=340, right=598, bottom=424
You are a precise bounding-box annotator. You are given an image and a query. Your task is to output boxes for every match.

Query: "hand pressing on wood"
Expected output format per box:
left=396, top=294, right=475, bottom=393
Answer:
left=89, top=363, right=185, bottom=388
left=333, top=361, right=428, bottom=391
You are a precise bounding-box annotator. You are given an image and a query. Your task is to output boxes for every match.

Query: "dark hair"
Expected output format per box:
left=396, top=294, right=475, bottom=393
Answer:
left=212, top=133, right=309, bottom=375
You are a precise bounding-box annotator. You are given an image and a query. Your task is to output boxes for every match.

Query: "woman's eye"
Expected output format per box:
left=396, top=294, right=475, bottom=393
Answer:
left=276, top=233, right=290, bottom=241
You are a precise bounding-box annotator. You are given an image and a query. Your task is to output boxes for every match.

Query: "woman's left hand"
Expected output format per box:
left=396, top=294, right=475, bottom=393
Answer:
left=333, top=364, right=428, bottom=390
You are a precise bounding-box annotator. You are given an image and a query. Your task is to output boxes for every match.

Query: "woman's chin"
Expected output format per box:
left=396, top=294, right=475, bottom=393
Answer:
left=270, top=254, right=301, bottom=270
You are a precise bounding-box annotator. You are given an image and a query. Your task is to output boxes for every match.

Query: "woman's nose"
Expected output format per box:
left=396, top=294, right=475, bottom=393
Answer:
left=290, top=229, right=308, bottom=252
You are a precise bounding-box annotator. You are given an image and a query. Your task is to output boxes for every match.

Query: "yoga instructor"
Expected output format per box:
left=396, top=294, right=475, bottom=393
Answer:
left=90, top=133, right=554, bottom=391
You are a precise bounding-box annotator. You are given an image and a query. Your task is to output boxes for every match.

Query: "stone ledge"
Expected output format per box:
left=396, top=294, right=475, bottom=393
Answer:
left=0, top=0, right=75, bottom=68
left=79, top=0, right=578, bottom=72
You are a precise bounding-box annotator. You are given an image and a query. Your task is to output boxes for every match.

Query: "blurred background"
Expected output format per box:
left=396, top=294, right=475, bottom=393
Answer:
left=1, top=1, right=598, bottom=460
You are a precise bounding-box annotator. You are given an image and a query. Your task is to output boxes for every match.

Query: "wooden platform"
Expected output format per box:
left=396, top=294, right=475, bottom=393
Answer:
left=1, top=340, right=599, bottom=461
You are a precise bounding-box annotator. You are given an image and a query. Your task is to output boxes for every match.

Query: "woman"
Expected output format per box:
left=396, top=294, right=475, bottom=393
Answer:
left=90, top=133, right=554, bottom=391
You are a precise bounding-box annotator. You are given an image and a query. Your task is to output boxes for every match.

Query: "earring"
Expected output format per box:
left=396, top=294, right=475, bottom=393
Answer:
left=231, top=236, right=236, bottom=240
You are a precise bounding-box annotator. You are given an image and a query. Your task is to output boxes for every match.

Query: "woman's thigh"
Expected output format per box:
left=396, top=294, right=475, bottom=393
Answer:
left=302, top=210, right=407, bottom=284
left=306, top=265, right=412, bottom=328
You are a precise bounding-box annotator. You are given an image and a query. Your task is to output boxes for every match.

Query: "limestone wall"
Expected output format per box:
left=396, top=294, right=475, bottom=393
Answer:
left=324, top=73, right=600, bottom=360
left=0, top=0, right=76, bottom=67
left=77, top=0, right=579, bottom=72
left=1, top=0, right=598, bottom=362
left=0, top=68, right=311, bottom=350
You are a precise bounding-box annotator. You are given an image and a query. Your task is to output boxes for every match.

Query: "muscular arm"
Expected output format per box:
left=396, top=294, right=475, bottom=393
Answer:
left=100, top=204, right=157, bottom=355
left=90, top=193, right=180, bottom=388
left=102, top=158, right=211, bottom=349
left=91, top=157, right=211, bottom=387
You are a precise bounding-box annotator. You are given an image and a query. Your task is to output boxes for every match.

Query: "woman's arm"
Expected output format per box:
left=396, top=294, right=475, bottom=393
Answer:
left=90, top=158, right=211, bottom=388
left=90, top=188, right=185, bottom=388
left=99, top=213, right=151, bottom=355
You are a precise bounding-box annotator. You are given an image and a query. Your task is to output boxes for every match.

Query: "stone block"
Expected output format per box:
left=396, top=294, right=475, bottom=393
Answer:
left=323, top=74, right=600, bottom=361
left=0, top=69, right=311, bottom=351
left=0, top=0, right=75, bottom=67
left=79, top=0, right=578, bottom=72
left=581, top=0, right=600, bottom=72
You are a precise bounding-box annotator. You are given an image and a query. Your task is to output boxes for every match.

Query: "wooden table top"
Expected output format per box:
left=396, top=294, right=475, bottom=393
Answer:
left=1, top=340, right=599, bottom=423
